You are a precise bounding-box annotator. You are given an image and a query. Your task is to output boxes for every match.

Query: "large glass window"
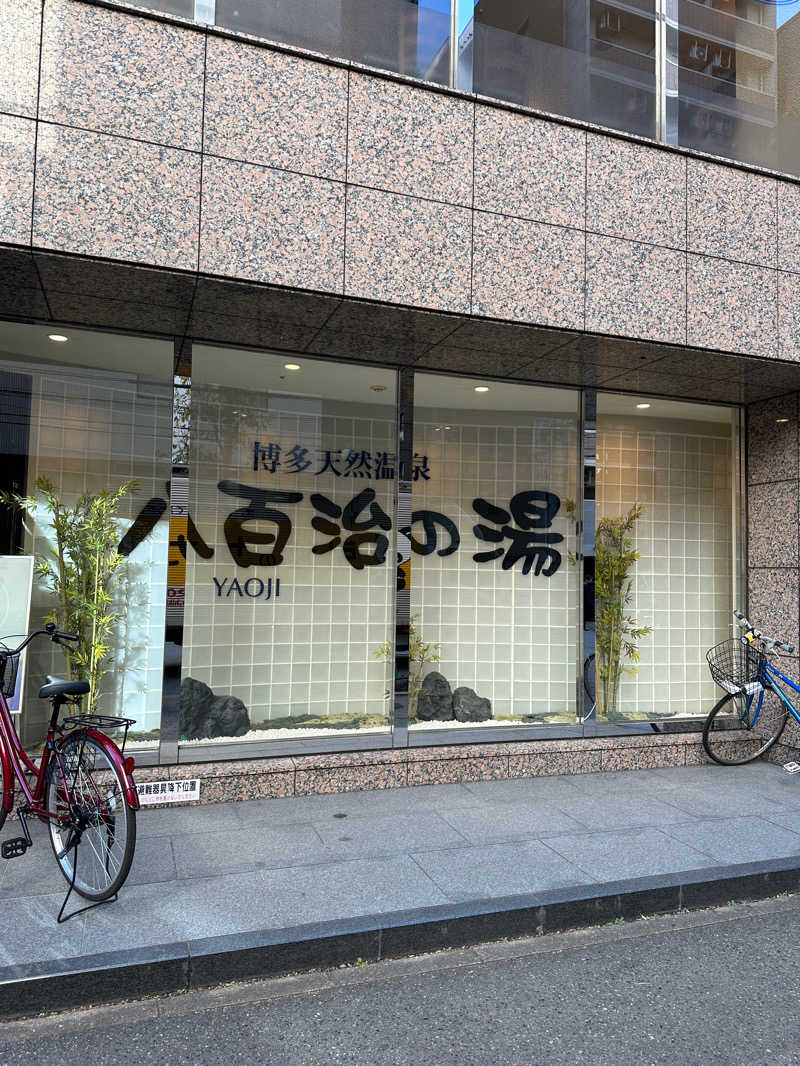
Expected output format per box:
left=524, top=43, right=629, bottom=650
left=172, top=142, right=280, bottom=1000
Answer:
left=593, top=394, right=738, bottom=725
left=178, top=347, right=397, bottom=747
left=409, top=374, right=581, bottom=732
left=0, top=322, right=172, bottom=749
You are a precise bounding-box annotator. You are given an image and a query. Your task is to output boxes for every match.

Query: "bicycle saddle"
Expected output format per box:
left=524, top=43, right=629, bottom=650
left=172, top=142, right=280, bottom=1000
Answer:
left=38, top=676, right=90, bottom=699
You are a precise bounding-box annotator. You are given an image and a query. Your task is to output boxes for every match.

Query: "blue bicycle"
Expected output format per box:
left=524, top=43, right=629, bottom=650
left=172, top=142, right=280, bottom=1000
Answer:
left=703, top=611, right=798, bottom=766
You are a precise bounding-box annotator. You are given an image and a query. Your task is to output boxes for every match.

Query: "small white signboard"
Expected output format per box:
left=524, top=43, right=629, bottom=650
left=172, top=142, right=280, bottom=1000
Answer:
left=136, top=778, right=201, bottom=805
left=0, top=556, right=34, bottom=714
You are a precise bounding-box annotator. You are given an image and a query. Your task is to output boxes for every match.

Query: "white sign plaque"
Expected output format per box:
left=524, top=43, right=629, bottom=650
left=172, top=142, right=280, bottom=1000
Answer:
left=136, top=778, right=201, bottom=805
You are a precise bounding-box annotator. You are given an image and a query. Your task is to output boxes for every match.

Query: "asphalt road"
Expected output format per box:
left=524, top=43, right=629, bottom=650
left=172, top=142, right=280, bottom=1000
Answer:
left=2, top=896, right=800, bottom=1066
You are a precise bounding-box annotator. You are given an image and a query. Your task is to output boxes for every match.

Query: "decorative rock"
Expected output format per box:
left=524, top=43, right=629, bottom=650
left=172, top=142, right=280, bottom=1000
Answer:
left=180, top=677, right=250, bottom=740
left=416, top=671, right=453, bottom=721
left=453, top=686, right=492, bottom=723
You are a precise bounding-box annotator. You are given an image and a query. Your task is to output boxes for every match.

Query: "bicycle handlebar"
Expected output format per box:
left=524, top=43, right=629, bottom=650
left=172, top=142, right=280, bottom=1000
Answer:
left=734, top=610, right=795, bottom=655
left=0, top=624, right=79, bottom=657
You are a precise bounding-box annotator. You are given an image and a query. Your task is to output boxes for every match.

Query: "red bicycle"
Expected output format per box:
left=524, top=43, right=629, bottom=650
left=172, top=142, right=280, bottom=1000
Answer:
left=0, top=623, right=139, bottom=911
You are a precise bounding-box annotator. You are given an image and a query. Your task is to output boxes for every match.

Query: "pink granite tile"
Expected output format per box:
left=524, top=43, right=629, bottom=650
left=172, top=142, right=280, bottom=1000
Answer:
left=684, top=744, right=708, bottom=767
left=39, top=0, right=204, bottom=150
left=586, top=235, right=685, bottom=345
left=169, top=758, right=295, bottom=778
left=33, top=124, right=200, bottom=270
left=407, top=743, right=511, bottom=761
left=205, top=36, right=347, bottom=180
left=778, top=272, right=800, bottom=362
left=778, top=181, right=800, bottom=275
left=508, top=751, right=602, bottom=777
left=474, top=105, right=584, bottom=228
left=748, top=481, right=798, bottom=568
left=503, top=738, right=595, bottom=755
left=747, top=394, right=798, bottom=485
left=197, top=772, right=295, bottom=802
left=200, top=156, right=345, bottom=292
left=348, top=73, right=473, bottom=206
left=687, top=158, right=776, bottom=269
left=1, top=0, right=40, bottom=119
left=407, top=756, right=508, bottom=786
left=295, top=764, right=406, bottom=794
left=687, top=254, right=776, bottom=358
left=586, top=133, right=686, bottom=250
left=472, top=211, right=584, bottom=329
left=0, top=115, right=34, bottom=245
left=601, top=746, right=684, bottom=771
left=747, top=569, right=799, bottom=650
left=293, top=749, right=407, bottom=769
left=345, top=186, right=470, bottom=312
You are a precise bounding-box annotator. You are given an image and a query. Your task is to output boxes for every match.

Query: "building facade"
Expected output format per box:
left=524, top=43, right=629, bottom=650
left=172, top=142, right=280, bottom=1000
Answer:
left=2, top=0, right=800, bottom=786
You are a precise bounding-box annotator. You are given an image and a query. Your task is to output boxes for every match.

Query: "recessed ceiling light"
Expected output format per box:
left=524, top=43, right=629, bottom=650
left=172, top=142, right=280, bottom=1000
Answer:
left=49, top=334, right=68, bottom=343
left=370, top=384, right=388, bottom=392
left=474, top=386, right=490, bottom=393
left=444, top=425, right=451, bottom=430
left=636, top=403, right=651, bottom=409
left=284, top=363, right=301, bottom=371
left=776, top=417, right=790, bottom=424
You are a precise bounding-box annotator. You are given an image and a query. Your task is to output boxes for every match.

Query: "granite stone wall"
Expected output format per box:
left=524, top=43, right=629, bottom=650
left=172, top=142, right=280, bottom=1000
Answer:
left=2, top=0, right=800, bottom=363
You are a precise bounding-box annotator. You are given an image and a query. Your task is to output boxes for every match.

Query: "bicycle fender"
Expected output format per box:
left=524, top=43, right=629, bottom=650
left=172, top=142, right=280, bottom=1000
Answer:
left=1, top=741, right=13, bottom=815
left=83, top=727, right=141, bottom=810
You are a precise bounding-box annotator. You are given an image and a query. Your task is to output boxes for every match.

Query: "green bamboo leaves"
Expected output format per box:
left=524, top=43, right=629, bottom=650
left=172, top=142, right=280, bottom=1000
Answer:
left=1, top=476, right=135, bottom=713
left=595, top=504, right=652, bottom=720
left=374, top=615, right=440, bottom=715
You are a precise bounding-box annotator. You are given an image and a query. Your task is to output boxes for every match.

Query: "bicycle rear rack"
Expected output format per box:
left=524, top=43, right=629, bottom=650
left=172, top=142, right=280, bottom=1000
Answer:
left=61, top=713, right=137, bottom=752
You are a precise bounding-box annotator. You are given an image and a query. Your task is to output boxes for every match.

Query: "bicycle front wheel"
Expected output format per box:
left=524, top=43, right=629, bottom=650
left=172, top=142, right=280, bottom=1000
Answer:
left=702, top=688, right=789, bottom=766
left=47, top=731, right=136, bottom=900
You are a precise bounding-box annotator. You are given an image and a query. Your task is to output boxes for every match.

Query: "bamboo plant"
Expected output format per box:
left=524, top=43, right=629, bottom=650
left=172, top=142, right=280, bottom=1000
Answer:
left=594, top=504, right=652, bottom=720
left=374, top=615, right=440, bottom=716
left=1, top=476, right=136, bottom=713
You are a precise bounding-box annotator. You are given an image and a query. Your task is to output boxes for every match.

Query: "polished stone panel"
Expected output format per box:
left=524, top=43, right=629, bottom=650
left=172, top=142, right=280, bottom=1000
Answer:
left=39, top=0, right=204, bottom=150
left=348, top=73, right=473, bottom=206
left=0, top=114, right=34, bottom=246
left=200, top=156, right=345, bottom=292
left=0, top=246, right=48, bottom=320
left=778, top=181, right=800, bottom=276
left=687, top=158, right=776, bottom=268
left=586, top=134, right=685, bottom=250
left=205, top=36, right=347, bottom=180
left=321, top=300, right=456, bottom=346
left=33, top=124, right=201, bottom=271
left=585, top=235, right=685, bottom=345
left=748, top=480, right=799, bottom=568
left=779, top=272, right=800, bottom=362
left=414, top=345, right=529, bottom=377
left=748, top=568, right=799, bottom=651
left=442, top=318, right=569, bottom=359
left=687, top=254, right=777, bottom=358
left=308, top=326, right=426, bottom=364
left=345, top=187, right=471, bottom=313
left=188, top=309, right=318, bottom=351
left=192, top=276, right=341, bottom=327
left=473, top=105, right=584, bottom=228
left=1, top=0, right=40, bottom=118
left=746, top=393, right=798, bottom=485
left=36, top=252, right=196, bottom=308
left=472, top=211, right=584, bottom=329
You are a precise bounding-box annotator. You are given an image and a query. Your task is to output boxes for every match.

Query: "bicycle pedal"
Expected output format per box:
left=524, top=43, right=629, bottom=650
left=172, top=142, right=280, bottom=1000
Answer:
left=784, top=761, right=800, bottom=774
left=1, top=837, right=30, bottom=859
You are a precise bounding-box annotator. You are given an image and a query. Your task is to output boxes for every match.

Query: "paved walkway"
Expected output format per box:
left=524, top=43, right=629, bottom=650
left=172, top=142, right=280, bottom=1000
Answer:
left=2, top=761, right=800, bottom=1013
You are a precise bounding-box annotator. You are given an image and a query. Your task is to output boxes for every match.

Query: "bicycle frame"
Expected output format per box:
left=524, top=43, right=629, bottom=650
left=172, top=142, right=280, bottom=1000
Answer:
left=739, top=659, right=800, bottom=728
left=0, top=684, right=139, bottom=825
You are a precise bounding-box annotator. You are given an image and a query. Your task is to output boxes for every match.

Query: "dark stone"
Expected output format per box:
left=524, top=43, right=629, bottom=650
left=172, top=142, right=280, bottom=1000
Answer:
left=180, top=677, right=250, bottom=740
left=416, top=671, right=453, bottom=721
left=453, top=686, right=492, bottom=723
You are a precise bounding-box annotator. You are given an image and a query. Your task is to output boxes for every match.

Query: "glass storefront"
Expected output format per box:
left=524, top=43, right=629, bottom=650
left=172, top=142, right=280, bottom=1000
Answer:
left=0, top=319, right=743, bottom=758
left=410, top=374, right=580, bottom=732
left=0, top=322, right=172, bottom=749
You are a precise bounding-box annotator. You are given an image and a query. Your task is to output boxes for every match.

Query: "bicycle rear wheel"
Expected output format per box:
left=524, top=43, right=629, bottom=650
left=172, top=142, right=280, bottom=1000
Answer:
left=47, top=730, right=136, bottom=900
left=702, top=688, right=789, bottom=766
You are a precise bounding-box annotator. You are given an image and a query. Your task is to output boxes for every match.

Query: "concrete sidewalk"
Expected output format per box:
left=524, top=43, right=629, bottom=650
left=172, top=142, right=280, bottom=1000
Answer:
left=2, top=761, right=800, bottom=1018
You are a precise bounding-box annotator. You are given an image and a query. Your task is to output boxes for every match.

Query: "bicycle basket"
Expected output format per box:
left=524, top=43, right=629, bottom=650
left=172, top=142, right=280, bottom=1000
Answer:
left=0, top=646, right=20, bottom=699
left=706, top=638, right=762, bottom=693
